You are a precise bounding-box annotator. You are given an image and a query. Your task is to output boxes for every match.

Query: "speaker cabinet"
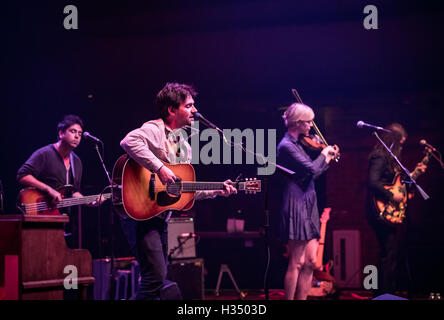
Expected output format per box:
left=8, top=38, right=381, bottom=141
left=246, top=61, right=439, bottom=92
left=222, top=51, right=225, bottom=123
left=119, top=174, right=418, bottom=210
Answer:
left=333, top=230, right=361, bottom=288
left=167, top=258, right=204, bottom=300
left=167, top=217, right=196, bottom=259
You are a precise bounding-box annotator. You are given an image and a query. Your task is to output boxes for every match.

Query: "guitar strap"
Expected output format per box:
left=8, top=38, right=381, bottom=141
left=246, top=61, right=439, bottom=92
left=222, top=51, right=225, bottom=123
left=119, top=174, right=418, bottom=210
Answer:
left=70, top=152, right=76, bottom=184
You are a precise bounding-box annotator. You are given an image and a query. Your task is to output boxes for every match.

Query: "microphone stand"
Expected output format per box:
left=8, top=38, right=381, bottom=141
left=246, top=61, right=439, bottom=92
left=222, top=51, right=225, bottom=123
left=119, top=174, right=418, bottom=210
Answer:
left=372, top=131, right=430, bottom=298
left=259, top=161, right=295, bottom=301
left=167, top=236, right=195, bottom=262
left=93, top=141, right=118, bottom=298
left=372, top=132, right=430, bottom=201
left=194, top=117, right=295, bottom=301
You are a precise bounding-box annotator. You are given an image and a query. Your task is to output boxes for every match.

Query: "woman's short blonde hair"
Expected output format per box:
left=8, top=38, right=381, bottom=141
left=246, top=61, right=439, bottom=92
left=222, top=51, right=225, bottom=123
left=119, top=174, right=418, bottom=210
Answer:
left=282, top=103, right=314, bottom=128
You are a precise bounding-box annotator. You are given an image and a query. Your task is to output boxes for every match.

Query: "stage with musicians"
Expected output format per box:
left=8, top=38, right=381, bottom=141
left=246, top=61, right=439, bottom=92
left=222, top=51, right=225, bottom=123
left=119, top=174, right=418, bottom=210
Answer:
left=1, top=1, right=443, bottom=302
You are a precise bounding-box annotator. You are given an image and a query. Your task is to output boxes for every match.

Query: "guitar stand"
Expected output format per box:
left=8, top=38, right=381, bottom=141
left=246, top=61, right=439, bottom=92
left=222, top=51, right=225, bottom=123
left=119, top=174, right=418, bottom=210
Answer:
left=215, top=264, right=247, bottom=299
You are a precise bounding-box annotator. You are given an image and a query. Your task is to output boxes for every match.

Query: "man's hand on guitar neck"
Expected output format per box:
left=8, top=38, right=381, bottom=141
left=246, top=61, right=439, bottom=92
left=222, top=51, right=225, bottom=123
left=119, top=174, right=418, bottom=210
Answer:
left=72, top=191, right=104, bottom=207
left=86, top=193, right=106, bottom=207
left=414, top=162, right=427, bottom=175
left=213, top=179, right=238, bottom=198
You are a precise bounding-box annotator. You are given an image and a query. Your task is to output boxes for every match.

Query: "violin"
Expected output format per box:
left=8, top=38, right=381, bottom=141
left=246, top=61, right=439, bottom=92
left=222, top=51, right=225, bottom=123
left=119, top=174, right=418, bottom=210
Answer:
left=299, top=134, right=327, bottom=152
left=291, top=89, right=341, bottom=162
left=299, top=134, right=340, bottom=161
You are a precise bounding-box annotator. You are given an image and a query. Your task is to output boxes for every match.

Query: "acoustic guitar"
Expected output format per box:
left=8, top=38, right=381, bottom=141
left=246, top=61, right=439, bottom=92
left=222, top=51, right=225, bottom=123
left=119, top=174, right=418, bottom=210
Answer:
left=111, top=154, right=261, bottom=221
left=373, top=148, right=430, bottom=225
left=308, top=207, right=335, bottom=297
left=18, top=186, right=111, bottom=215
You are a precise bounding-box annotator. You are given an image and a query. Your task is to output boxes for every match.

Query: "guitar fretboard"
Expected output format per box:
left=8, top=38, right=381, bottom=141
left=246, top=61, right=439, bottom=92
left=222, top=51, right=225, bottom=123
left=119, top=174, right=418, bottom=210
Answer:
left=411, top=152, right=430, bottom=180
left=25, top=193, right=112, bottom=213
left=181, top=182, right=241, bottom=192
left=58, top=193, right=112, bottom=208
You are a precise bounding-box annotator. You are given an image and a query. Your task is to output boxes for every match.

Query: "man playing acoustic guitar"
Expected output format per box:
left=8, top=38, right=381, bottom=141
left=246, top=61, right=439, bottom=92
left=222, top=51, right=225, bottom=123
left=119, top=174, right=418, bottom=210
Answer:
left=119, top=82, right=237, bottom=300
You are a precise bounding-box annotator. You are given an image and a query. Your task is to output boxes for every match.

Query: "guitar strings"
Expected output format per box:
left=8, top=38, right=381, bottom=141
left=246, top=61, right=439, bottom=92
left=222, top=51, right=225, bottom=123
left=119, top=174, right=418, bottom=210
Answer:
left=24, top=194, right=111, bottom=212
left=25, top=197, right=96, bottom=211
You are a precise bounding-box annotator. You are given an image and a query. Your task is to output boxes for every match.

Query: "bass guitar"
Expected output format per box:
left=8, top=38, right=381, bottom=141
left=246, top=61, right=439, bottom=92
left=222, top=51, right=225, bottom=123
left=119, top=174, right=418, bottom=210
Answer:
left=308, top=207, right=335, bottom=297
left=18, top=186, right=111, bottom=215
left=111, top=154, right=261, bottom=221
left=373, top=148, right=431, bottom=225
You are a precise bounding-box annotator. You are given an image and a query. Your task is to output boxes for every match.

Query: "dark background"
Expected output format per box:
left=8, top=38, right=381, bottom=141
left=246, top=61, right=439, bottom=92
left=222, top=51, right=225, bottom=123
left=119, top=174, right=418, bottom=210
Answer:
left=2, top=0, right=444, bottom=294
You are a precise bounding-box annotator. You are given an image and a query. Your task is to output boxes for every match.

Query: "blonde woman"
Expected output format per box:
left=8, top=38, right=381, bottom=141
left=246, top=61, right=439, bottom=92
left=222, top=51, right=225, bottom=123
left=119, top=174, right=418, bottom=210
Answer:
left=277, top=103, right=339, bottom=300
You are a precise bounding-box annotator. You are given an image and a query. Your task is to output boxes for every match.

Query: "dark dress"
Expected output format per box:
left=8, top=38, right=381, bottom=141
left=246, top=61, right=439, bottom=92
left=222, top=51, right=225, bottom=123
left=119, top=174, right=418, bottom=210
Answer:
left=277, top=133, right=329, bottom=241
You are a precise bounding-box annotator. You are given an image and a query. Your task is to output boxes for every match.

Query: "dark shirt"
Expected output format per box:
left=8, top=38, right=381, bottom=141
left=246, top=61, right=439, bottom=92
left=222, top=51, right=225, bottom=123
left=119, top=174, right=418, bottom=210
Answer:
left=17, top=144, right=83, bottom=193
left=367, top=154, right=396, bottom=203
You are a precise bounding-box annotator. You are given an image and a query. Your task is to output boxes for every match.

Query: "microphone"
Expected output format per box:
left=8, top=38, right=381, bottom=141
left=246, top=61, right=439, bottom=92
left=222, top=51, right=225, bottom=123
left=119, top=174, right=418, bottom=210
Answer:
left=192, top=112, right=219, bottom=130
left=83, top=131, right=102, bottom=143
left=178, top=232, right=196, bottom=239
left=419, top=139, right=436, bottom=151
left=356, top=121, right=392, bottom=133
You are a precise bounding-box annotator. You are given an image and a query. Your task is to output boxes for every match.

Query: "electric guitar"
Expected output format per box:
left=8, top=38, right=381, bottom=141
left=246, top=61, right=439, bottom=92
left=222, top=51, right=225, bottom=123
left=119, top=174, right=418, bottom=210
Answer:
left=308, top=207, right=335, bottom=297
left=111, top=154, right=261, bottom=221
left=373, top=148, right=431, bottom=225
left=18, top=186, right=111, bottom=215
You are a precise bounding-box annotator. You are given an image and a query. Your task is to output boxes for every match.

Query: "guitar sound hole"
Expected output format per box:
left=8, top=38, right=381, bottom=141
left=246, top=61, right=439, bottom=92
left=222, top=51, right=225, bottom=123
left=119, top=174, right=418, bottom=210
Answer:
left=157, top=191, right=181, bottom=207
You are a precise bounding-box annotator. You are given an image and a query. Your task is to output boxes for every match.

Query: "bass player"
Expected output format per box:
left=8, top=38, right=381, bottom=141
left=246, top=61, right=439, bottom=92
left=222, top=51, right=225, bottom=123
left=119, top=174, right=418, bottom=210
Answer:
left=17, top=115, right=104, bottom=246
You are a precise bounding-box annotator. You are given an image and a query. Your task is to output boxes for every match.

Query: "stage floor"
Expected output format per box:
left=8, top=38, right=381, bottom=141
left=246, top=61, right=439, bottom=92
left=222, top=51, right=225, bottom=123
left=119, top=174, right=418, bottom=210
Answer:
left=202, top=289, right=430, bottom=300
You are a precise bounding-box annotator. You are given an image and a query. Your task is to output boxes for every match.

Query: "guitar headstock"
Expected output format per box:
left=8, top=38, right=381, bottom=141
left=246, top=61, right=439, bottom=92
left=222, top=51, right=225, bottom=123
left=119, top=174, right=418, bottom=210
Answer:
left=320, top=207, right=331, bottom=223
left=242, top=178, right=261, bottom=194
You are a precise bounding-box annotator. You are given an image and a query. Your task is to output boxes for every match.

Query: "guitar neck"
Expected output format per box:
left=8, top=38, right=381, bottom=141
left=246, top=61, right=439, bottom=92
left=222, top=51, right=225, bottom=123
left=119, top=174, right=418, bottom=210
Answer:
left=181, top=182, right=241, bottom=192
left=411, top=151, right=431, bottom=180
left=58, top=193, right=112, bottom=209
left=314, top=220, right=329, bottom=269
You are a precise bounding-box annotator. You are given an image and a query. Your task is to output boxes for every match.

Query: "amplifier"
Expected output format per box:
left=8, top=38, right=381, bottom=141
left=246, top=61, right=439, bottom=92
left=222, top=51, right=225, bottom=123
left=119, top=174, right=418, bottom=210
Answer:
left=333, top=230, right=361, bottom=288
left=167, top=217, right=196, bottom=259
left=167, top=258, right=205, bottom=300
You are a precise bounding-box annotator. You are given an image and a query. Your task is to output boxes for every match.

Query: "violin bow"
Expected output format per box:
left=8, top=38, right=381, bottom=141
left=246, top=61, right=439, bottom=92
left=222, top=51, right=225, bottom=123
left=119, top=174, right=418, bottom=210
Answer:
left=291, top=88, right=329, bottom=146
